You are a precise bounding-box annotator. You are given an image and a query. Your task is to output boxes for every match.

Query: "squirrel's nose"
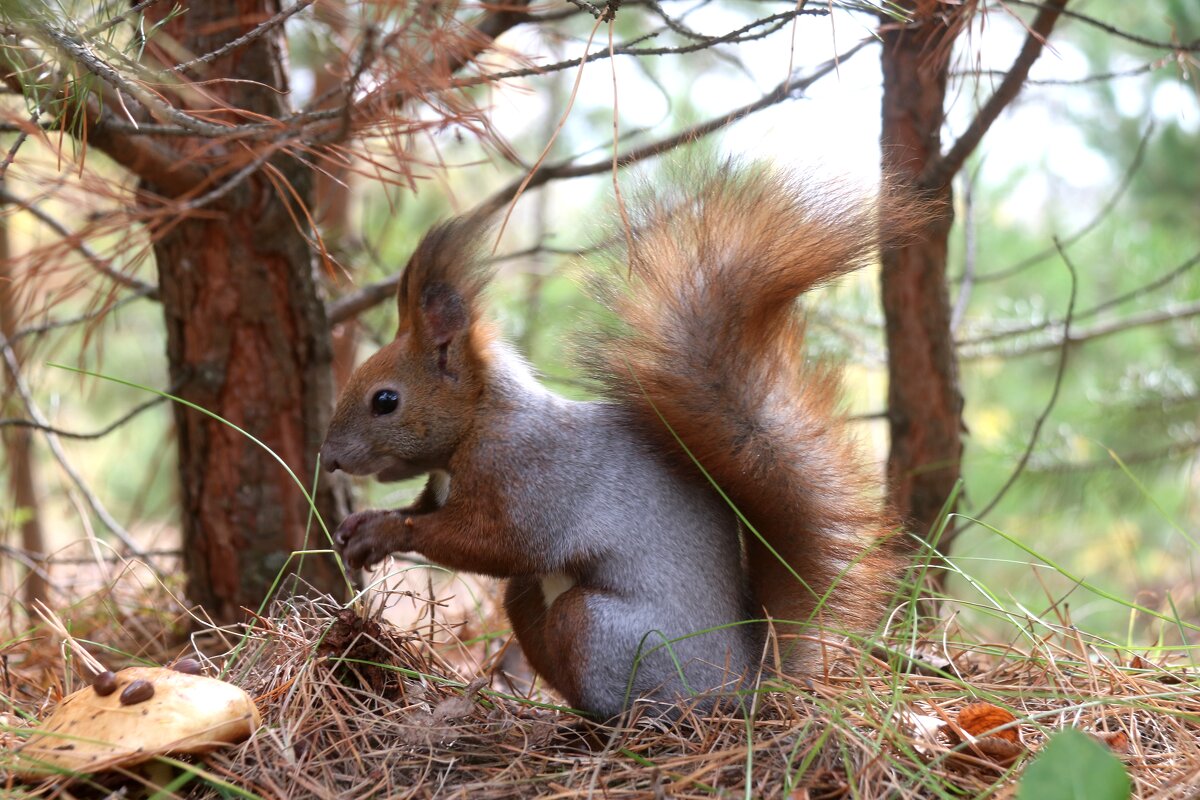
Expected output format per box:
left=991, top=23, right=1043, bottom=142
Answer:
left=319, top=443, right=341, bottom=473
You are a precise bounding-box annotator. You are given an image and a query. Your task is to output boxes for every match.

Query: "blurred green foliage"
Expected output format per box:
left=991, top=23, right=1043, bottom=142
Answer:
left=1, top=0, right=1196, bottom=648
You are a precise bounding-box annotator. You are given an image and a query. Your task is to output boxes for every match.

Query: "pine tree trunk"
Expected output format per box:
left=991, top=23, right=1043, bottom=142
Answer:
left=0, top=186, right=49, bottom=608
left=146, top=1, right=343, bottom=621
left=879, top=5, right=965, bottom=559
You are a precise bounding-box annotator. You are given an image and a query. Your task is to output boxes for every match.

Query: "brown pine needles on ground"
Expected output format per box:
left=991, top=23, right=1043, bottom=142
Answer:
left=3, top=564, right=1200, bottom=799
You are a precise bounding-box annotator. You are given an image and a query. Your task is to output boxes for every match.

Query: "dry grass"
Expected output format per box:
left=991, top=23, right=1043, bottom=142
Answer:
left=2, top=563, right=1200, bottom=799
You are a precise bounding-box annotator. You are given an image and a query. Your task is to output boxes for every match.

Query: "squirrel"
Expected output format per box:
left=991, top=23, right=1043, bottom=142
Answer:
left=320, top=163, right=910, bottom=719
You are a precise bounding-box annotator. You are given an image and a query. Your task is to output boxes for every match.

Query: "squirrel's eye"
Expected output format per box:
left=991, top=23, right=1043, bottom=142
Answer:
left=371, top=389, right=399, bottom=416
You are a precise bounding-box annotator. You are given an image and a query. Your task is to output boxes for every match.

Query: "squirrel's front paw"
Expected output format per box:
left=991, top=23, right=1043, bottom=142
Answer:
left=334, top=510, right=411, bottom=570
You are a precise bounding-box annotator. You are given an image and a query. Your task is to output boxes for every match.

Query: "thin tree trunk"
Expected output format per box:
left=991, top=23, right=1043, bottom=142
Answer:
left=879, top=5, right=964, bottom=561
left=145, top=2, right=343, bottom=621
left=0, top=184, right=50, bottom=607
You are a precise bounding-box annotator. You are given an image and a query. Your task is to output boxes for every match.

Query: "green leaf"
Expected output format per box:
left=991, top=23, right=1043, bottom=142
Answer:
left=1018, top=729, right=1131, bottom=800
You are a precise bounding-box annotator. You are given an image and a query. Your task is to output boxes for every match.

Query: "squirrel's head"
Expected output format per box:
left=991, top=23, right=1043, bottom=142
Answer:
left=321, top=216, right=492, bottom=481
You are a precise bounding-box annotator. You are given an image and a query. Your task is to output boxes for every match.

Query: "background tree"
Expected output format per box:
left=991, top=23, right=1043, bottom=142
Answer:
left=0, top=0, right=1196, bottom=635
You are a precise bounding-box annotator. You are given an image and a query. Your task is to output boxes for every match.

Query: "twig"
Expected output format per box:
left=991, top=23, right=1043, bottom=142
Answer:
left=9, top=290, right=152, bottom=344
left=0, top=542, right=181, bottom=565
left=1076, top=250, right=1200, bottom=322
left=0, top=186, right=159, bottom=298
left=958, top=299, right=1200, bottom=360
left=951, top=60, right=1162, bottom=86
left=463, top=7, right=825, bottom=84
left=37, top=24, right=236, bottom=139
left=478, top=36, right=874, bottom=215
left=327, top=38, right=873, bottom=324
left=81, top=0, right=166, bottom=39
left=951, top=161, right=982, bottom=332
left=960, top=237, right=1078, bottom=534
left=0, top=391, right=169, bottom=440
left=961, top=247, right=1200, bottom=347
left=921, top=0, right=1070, bottom=191
left=0, top=331, right=161, bottom=573
left=1002, top=0, right=1200, bottom=53
left=171, top=0, right=317, bottom=74
left=967, top=122, right=1154, bottom=286
left=1029, top=435, right=1200, bottom=474
left=0, top=130, right=29, bottom=180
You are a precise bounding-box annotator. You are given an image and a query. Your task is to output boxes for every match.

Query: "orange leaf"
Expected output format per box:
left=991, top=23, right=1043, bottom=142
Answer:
left=957, top=702, right=1020, bottom=744
left=1093, top=730, right=1130, bottom=754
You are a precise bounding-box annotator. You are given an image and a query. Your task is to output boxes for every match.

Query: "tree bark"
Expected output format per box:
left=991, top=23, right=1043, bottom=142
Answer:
left=879, top=4, right=964, bottom=555
left=146, top=1, right=343, bottom=621
left=0, top=186, right=49, bottom=608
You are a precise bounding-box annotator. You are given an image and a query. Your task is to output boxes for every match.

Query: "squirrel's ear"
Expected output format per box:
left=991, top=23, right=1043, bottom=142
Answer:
left=418, top=282, right=468, bottom=346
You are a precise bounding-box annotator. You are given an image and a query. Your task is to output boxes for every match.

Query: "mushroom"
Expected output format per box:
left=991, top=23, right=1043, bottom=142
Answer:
left=12, top=666, right=260, bottom=780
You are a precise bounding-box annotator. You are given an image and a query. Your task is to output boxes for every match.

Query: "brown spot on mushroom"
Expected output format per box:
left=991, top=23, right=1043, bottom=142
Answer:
left=93, top=671, right=117, bottom=696
left=119, top=680, right=155, bottom=705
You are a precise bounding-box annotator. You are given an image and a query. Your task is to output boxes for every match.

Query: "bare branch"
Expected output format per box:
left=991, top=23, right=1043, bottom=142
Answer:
left=0, top=392, right=168, bottom=440
left=1030, top=436, right=1200, bottom=474
left=951, top=60, right=1162, bottom=86
left=463, top=7, right=826, bottom=84
left=921, top=0, right=1070, bottom=191
left=327, top=37, right=875, bottom=324
left=0, top=48, right=207, bottom=194
left=479, top=37, right=874, bottom=214
left=0, top=186, right=159, bottom=298
left=959, top=299, right=1200, bottom=361
left=0, top=331, right=160, bottom=570
left=10, top=290, right=152, bottom=344
left=966, top=122, right=1154, bottom=286
left=80, top=0, right=167, bottom=39
left=1003, top=0, right=1200, bottom=53
left=960, top=248, right=1200, bottom=348
left=967, top=237, right=1078, bottom=525
left=172, top=0, right=317, bottom=75
left=37, top=24, right=237, bottom=139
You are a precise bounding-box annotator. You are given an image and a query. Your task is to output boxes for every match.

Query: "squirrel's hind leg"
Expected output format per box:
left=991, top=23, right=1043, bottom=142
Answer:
left=503, top=577, right=754, bottom=719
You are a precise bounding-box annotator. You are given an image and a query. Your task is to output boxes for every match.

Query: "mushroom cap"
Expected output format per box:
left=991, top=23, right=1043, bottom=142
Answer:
left=11, top=666, right=261, bottom=779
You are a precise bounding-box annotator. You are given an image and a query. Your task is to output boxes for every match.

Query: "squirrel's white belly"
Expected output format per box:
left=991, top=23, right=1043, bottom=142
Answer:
left=540, top=571, right=575, bottom=607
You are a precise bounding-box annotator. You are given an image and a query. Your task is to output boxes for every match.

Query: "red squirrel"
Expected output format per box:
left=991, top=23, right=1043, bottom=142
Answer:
left=320, top=164, right=908, bottom=718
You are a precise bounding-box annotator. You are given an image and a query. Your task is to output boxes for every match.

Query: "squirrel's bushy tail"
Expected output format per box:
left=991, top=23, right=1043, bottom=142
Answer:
left=596, top=163, right=914, bottom=655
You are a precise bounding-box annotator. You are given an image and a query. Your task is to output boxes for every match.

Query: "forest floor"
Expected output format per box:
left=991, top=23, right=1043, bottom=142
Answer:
left=2, top=555, right=1199, bottom=799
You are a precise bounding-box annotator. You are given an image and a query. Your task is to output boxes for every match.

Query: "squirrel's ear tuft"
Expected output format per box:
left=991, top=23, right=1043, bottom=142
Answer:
left=419, top=282, right=468, bottom=346
left=396, top=213, right=494, bottom=336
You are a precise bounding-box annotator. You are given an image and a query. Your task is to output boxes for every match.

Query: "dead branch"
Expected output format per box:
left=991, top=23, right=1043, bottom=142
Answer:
left=0, top=186, right=159, bottom=297
left=960, top=248, right=1200, bottom=348
left=965, top=122, right=1154, bottom=286
left=951, top=59, right=1163, bottom=86
left=1030, top=435, right=1200, bottom=474
left=0, top=331, right=160, bottom=571
left=462, top=6, right=827, bottom=85
left=172, top=0, right=318, bottom=75
left=966, top=238, right=1078, bottom=525
left=9, top=291, right=152, bottom=344
left=326, top=37, right=874, bottom=325
left=959, top=299, right=1200, bottom=361
left=921, top=0, right=1070, bottom=191
left=0, top=392, right=168, bottom=440
left=479, top=36, right=874, bottom=215
left=1003, top=0, right=1200, bottom=53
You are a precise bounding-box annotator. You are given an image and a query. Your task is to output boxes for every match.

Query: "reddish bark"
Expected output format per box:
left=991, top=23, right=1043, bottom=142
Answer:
left=879, top=2, right=1069, bottom=563
left=0, top=189, right=49, bottom=607
left=879, top=5, right=964, bottom=551
left=145, top=2, right=343, bottom=620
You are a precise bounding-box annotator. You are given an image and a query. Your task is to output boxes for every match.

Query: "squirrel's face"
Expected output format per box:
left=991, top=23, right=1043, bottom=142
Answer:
left=320, top=326, right=479, bottom=482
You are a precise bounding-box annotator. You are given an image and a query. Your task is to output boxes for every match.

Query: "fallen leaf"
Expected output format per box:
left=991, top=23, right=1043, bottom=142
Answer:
left=968, top=735, right=1025, bottom=767
left=957, top=701, right=1020, bottom=744
left=1092, top=730, right=1130, bottom=754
